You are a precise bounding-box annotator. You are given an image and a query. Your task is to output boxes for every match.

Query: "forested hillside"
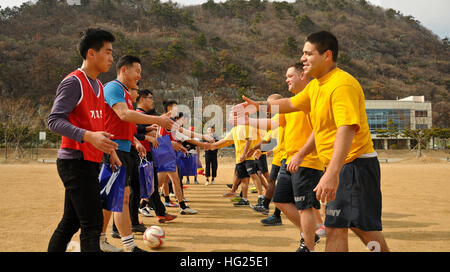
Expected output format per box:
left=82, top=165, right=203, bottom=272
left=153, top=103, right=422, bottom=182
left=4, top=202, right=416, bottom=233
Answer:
left=0, top=0, right=449, bottom=130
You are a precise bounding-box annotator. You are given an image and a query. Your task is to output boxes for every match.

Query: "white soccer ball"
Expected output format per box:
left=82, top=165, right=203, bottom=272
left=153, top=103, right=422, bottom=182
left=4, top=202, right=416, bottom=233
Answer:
left=143, top=226, right=165, bottom=249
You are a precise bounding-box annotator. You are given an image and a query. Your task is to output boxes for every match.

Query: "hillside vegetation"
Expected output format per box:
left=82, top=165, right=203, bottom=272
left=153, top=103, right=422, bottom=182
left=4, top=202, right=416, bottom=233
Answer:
left=0, top=0, right=449, bottom=129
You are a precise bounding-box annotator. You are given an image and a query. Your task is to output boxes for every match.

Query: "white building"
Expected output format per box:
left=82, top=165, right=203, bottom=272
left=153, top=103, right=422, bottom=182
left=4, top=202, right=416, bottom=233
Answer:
left=366, top=96, right=432, bottom=149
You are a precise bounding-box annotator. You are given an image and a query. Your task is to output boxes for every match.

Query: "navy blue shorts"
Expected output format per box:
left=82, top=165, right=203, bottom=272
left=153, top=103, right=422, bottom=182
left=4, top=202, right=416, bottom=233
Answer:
left=269, top=164, right=280, bottom=181
left=324, top=157, right=383, bottom=231
left=273, top=160, right=322, bottom=210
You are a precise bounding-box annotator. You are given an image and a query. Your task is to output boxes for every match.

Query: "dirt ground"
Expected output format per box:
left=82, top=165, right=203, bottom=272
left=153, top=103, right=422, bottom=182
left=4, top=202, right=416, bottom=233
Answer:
left=0, top=149, right=449, bottom=252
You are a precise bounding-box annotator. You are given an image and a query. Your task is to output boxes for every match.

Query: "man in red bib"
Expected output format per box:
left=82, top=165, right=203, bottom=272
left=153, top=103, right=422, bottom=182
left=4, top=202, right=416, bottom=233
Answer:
left=47, top=28, right=119, bottom=252
left=101, top=55, right=175, bottom=252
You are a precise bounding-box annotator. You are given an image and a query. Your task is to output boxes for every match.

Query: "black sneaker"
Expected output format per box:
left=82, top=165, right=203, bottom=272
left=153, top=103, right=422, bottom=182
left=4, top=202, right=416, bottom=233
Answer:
left=296, top=244, right=311, bottom=252
left=132, top=246, right=148, bottom=252
left=233, top=199, right=250, bottom=207
left=299, top=233, right=320, bottom=250
left=132, top=224, right=147, bottom=233
left=261, top=215, right=282, bottom=226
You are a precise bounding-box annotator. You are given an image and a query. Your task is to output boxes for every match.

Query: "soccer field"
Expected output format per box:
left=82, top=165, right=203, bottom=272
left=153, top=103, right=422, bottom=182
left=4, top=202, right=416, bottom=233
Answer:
left=0, top=152, right=449, bottom=252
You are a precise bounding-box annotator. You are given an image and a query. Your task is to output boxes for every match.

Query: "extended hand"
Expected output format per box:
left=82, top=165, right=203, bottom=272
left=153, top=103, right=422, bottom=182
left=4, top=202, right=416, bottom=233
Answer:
left=83, top=131, right=118, bottom=154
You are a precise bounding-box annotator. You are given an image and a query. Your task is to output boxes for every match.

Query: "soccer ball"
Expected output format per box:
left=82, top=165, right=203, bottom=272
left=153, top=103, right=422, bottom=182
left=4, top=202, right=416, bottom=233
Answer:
left=143, top=226, right=165, bottom=249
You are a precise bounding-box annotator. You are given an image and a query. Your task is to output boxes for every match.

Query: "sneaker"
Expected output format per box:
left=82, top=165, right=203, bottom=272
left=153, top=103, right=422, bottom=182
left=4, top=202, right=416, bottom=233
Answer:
left=132, top=224, right=147, bottom=233
left=316, top=224, right=326, bottom=237
left=100, top=239, right=123, bottom=252
left=180, top=206, right=198, bottom=215
left=130, top=246, right=147, bottom=252
left=211, top=180, right=216, bottom=185
left=261, top=215, right=282, bottom=226
left=296, top=244, right=311, bottom=252
left=233, top=199, right=250, bottom=207
left=226, top=184, right=233, bottom=189
left=299, top=233, right=321, bottom=249
left=251, top=186, right=257, bottom=193
left=251, top=204, right=269, bottom=215
left=230, top=196, right=242, bottom=202
left=111, top=229, right=121, bottom=239
left=158, top=213, right=178, bottom=223
left=164, top=201, right=179, bottom=207
left=223, top=192, right=237, bottom=197
left=139, top=206, right=154, bottom=217
left=205, top=181, right=209, bottom=186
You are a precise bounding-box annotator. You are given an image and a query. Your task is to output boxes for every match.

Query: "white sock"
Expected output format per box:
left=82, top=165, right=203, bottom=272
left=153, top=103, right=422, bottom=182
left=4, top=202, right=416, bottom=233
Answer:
left=121, top=234, right=136, bottom=252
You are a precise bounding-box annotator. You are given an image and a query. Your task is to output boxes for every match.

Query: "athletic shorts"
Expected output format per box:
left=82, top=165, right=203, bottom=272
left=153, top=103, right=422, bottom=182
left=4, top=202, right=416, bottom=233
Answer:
left=269, top=164, right=280, bottom=181
left=273, top=160, right=322, bottom=210
left=235, top=160, right=257, bottom=179
left=103, top=150, right=132, bottom=187
left=256, top=154, right=269, bottom=174
left=324, top=157, right=383, bottom=231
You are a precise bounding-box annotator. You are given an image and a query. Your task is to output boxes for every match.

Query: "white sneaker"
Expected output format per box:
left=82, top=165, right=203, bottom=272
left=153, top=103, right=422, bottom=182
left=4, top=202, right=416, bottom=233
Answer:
left=211, top=180, right=216, bottom=185
left=139, top=206, right=154, bottom=217
left=205, top=181, right=209, bottom=186
left=180, top=206, right=198, bottom=215
left=100, top=239, right=123, bottom=252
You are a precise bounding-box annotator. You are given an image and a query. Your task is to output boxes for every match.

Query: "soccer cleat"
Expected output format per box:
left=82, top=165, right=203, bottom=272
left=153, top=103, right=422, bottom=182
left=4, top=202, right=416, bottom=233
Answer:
left=261, top=215, right=282, bottom=226
left=100, top=239, right=123, bottom=252
left=233, top=199, right=250, bottom=207
left=180, top=206, right=198, bottom=215
left=164, top=201, right=179, bottom=207
left=139, top=206, right=154, bottom=217
left=158, top=213, right=177, bottom=223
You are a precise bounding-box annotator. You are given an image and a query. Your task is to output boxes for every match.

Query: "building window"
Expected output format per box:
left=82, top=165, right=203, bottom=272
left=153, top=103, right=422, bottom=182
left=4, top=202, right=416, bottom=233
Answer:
left=366, top=109, right=411, bottom=133
left=416, top=124, right=428, bottom=129
left=415, top=110, right=427, bottom=117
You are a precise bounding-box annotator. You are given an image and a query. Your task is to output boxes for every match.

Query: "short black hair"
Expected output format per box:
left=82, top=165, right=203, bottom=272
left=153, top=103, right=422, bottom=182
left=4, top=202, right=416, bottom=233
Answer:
left=163, top=100, right=177, bottom=113
left=306, top=31, right=339, bottom=62
left=79, top=28, right=115, bottom=60
left=116, top=55, right=141, bottom=73
left=137, top=89, right=153, bottom=103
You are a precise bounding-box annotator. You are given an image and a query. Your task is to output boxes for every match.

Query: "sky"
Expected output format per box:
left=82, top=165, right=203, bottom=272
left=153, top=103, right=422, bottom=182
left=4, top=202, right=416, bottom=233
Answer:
left=1, top=0, right=449, bottom=38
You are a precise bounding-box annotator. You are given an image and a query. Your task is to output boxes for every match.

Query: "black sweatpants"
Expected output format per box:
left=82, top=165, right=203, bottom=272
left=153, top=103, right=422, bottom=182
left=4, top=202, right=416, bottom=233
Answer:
left=48, top=159, right=103, bottom=252
left=205, top=152, right=218, bottom=178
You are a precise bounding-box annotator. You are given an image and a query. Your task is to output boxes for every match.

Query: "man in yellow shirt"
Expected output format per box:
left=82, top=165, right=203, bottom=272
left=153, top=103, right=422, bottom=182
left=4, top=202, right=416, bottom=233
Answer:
left=232, top=31, right=389, bottom=252
left=232, top=64, right=325, bottom=251
left=208, top=125, right=263, bottom=207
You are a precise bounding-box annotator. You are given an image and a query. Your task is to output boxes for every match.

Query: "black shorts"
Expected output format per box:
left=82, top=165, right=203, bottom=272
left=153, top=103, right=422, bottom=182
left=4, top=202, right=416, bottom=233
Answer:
left=273, top=160, right=322, bottom=210
left=269, top=164, right=280, bottom=181
left=235, top=160, right=257, bottom=179
left=256, top=154, right=269, bottom=174
left=324, top=157, right=383, bottom=231
left=103, top=150, right=132, bottom=187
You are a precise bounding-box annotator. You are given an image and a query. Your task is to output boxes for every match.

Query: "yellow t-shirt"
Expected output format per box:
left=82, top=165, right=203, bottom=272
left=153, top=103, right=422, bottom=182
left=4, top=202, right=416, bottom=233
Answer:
left=223, top=125, right=258, bottom=164
left=278, top=111, right=323, bottom=171
left=290, top=68, right=374, bottom=167
left=267, top=125, right=286, bottom=167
